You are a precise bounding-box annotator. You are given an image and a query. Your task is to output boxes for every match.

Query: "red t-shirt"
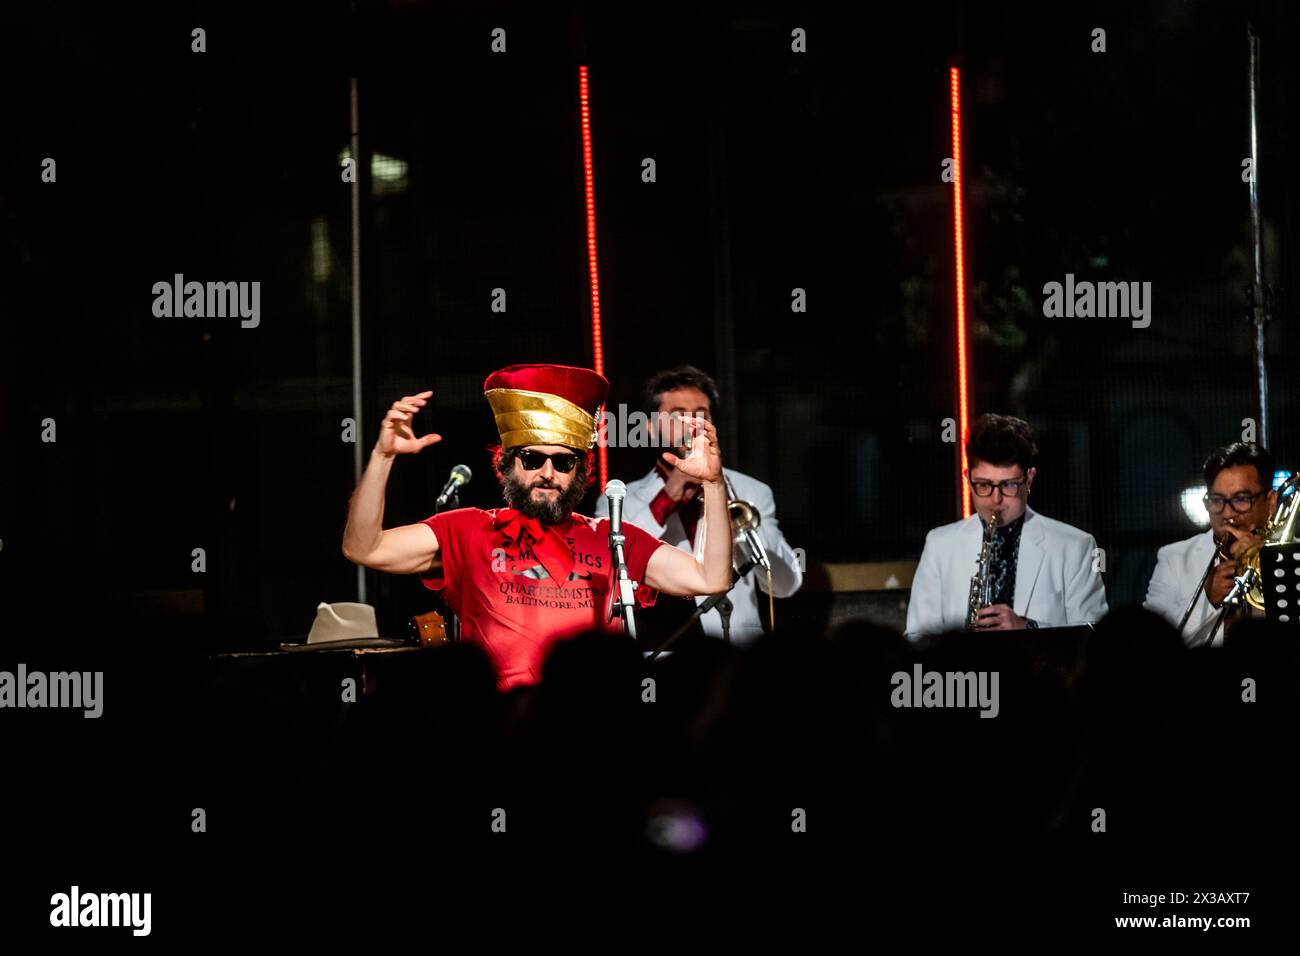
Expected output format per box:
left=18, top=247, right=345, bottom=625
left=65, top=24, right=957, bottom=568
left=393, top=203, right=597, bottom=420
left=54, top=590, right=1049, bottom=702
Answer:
left=419, top=508, right=667, bottom=690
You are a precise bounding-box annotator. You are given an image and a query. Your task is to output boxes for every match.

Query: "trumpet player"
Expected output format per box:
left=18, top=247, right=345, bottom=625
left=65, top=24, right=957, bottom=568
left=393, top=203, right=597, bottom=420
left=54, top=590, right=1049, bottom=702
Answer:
left=1144, top=442, right=1277, bottom=647
left=905, top=414, right=1108, bottom=638
left=595, top=365, right=803, bottom=644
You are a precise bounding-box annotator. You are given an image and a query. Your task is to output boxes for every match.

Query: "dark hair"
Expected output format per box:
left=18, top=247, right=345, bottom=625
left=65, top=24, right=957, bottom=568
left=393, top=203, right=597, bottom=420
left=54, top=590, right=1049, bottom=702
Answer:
left=489, top=443, right=597, bottom=494
left=966, top=414, right=1038, bottom=474
left=644, top=365, right=720, bottom=416
left=1202, top=442, right=1274, bottom=492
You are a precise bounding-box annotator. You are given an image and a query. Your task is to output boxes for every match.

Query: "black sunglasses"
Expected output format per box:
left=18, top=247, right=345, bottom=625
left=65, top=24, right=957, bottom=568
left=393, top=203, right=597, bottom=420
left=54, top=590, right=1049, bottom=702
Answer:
left=518, top=449, right=580, bottom=473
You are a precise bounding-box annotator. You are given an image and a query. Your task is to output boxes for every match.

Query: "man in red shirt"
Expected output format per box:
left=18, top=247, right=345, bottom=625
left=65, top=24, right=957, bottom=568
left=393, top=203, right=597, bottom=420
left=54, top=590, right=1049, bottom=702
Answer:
left=342, top=363, right=734, bottom=690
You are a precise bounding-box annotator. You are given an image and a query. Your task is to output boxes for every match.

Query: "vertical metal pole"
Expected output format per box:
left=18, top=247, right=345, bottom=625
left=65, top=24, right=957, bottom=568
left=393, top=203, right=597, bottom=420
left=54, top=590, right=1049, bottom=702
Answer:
left=350, top=76, right=366, bottom=603
left=1247, top=26, right=1270, bottom=449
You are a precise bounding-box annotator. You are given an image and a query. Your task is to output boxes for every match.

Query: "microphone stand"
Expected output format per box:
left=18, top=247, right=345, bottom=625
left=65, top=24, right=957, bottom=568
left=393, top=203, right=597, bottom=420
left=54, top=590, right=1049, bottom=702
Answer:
left=436, top=491, right=461, bottom=643
left=608, top=524, right=638, bottom=640
left=647, top=557, right=756, bottom=662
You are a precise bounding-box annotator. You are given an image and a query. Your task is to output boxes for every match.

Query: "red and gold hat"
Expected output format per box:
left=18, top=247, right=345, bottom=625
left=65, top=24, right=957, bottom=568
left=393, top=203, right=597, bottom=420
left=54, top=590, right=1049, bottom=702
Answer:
left=483, top=363, right=609, bottom=450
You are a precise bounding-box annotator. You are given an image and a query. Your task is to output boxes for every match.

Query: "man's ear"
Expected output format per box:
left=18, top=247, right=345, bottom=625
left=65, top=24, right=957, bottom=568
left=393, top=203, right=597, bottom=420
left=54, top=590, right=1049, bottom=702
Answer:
left=1026, top=466, right=1037, bottom=488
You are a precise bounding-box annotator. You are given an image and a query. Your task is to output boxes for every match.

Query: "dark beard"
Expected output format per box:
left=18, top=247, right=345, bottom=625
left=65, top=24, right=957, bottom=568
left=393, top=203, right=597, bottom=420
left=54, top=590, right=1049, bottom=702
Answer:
left=503, top=469, right=587, bottom=525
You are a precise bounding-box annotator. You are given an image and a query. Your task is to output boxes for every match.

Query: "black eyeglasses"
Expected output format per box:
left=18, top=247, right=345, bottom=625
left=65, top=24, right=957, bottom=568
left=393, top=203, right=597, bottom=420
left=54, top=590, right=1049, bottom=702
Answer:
left=969, top=474, right=1029, bottom=498
left=518, top=450, right=580, bottom=473
left=1203, top=491, right=1264, bottom=514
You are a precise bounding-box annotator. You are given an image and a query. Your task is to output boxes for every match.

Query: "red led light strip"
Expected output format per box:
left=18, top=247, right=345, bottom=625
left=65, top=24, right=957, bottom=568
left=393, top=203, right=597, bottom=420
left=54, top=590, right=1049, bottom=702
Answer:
left=578, top=65, right=609, bottom=489
left=950, top=67, right=971, bottom=519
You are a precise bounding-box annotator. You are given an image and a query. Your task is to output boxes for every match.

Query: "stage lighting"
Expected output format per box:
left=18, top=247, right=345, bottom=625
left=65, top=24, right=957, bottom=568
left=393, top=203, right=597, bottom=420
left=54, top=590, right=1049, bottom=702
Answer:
left=1181, top=484, right=1210, bottom=528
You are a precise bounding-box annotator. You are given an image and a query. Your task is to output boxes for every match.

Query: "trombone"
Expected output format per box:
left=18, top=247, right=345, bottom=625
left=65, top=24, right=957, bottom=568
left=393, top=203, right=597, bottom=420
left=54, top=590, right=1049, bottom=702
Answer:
left=1198, top=471, right=1300, bottom=645
left=725, top=473, right=777, bottom=631
left=725, top=473, right=771, bottom=573
left=1177, top=531, right=1232, bottom=637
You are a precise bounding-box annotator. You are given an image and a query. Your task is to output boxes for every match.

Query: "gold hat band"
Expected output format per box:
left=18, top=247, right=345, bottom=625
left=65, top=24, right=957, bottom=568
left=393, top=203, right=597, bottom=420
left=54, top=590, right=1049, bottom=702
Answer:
left=484, top=387, right=598, bottom=450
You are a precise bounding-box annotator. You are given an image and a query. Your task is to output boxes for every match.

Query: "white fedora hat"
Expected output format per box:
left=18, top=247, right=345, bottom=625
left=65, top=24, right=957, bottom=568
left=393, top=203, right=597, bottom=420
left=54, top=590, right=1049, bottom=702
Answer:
left=307, top=602, right=380, bottom=644
left=278, top=602, right=407, bottom=651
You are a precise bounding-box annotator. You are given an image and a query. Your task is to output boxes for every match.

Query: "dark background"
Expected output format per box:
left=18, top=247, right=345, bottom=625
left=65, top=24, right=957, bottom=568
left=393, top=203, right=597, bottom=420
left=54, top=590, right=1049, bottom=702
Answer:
left=2, top=0, right=1297, bottom=643
left=1, top=2, right=1295, bottom=935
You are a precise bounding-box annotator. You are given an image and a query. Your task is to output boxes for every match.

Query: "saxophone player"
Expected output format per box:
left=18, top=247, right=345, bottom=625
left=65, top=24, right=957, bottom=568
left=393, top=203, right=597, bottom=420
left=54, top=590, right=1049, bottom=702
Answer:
left=1143, top=442, right=1277, bottom=647
left=905, top=414, right=1109, bottom=638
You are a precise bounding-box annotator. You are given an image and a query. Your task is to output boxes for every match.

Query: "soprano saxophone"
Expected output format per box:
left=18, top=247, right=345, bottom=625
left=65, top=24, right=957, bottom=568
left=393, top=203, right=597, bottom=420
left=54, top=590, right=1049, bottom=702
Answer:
left=967, top=513, right=999, bottom=630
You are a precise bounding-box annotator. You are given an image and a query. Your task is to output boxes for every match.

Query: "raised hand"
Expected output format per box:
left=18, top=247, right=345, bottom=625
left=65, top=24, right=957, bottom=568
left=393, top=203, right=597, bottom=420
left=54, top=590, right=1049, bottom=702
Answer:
left=376, top=391, right=442, bottom=457
left=662, top=415, right=722, bottom=484
left=660, top=453, right=701, bottom=501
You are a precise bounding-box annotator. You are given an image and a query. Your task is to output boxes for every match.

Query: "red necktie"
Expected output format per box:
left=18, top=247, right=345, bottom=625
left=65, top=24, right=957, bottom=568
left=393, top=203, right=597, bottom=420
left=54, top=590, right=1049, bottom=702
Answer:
left=492, top=509, right=575, bottom=585
left=653, top=460, right=703, bottom=545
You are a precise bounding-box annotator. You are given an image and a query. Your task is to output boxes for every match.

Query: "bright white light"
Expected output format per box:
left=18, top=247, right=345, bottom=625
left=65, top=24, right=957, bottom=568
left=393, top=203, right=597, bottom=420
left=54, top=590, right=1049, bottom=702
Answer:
left=1181, top=485, right=1210, bottom=527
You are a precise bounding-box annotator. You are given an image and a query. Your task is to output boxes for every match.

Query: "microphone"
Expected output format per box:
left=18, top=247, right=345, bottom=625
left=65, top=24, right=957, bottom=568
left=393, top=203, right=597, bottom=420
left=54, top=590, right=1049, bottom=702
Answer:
left=604, top=479, right=627, bottom=534
left=436, top=464, right=473, bottom=508
left=604, top=479, right=636, bottom=638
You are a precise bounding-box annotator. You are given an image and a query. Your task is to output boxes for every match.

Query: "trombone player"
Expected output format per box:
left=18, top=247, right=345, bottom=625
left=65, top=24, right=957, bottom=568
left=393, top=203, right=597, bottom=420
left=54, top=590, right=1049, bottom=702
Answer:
left=596, top=365, right=802, bottom=644
left=1144, top=442, right=1277, bottom=647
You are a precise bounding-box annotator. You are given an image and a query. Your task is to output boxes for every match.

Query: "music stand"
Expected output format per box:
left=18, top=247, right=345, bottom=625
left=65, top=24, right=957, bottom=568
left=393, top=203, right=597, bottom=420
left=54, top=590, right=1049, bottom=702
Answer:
left=1260, top=541, right=1300, bottom=627
left=958, top=623, right=1093, bottom=678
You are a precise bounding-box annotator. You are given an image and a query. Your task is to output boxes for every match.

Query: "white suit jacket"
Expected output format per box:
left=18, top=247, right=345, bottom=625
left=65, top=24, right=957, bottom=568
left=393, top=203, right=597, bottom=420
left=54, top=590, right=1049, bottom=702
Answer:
left=595, top=466, right=802, bottom=644
left=904, top=507, right=1108, bottom=639
left=1143, top=529, right=1221, bottom=647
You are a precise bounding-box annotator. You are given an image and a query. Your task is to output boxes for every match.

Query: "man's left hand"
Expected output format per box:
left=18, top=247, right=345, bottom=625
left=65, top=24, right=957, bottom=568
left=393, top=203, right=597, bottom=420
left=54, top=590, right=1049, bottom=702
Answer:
left=974, top=604, right=1026, bottom=630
